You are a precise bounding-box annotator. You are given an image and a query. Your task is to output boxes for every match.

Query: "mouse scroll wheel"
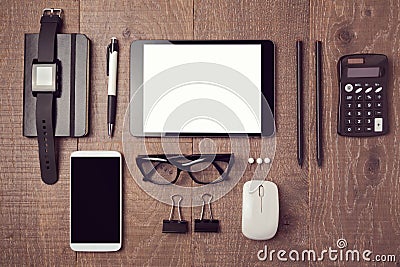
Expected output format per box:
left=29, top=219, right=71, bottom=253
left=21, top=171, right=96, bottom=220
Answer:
left=258, top=185, right=264, bottom=197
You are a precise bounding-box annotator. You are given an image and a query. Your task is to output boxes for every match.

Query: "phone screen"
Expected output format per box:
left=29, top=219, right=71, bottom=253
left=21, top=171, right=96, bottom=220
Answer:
left=71, top=156, right=120, bottom=243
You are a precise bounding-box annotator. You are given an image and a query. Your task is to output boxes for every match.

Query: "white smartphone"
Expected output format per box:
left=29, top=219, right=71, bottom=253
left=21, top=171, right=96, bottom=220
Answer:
left=70, top=151, right=122, bottom=252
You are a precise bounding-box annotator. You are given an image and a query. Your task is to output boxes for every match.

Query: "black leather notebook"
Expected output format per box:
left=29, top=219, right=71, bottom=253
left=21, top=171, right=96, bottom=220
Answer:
left=23, top=33, right=90, bottom=137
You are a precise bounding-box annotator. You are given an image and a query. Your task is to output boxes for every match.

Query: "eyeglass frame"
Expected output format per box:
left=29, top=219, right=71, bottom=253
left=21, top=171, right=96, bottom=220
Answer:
left=136, top=153, right=234, bottom=185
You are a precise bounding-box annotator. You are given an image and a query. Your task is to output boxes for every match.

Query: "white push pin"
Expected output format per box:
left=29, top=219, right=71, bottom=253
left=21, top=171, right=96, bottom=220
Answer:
left=248, top=157, right=255, bottom=164
left=264, top=157, right=271, bottom=164
left=256, top=158, right=263, bottom=164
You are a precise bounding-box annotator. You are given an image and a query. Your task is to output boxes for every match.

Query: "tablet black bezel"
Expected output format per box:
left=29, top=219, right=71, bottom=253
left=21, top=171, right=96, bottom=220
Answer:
left=129, top=40, right=275, bottom=137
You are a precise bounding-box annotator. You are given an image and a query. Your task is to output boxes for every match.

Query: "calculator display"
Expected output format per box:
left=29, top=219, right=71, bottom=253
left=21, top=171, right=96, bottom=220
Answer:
left=347, top=67, right=380, bottom=78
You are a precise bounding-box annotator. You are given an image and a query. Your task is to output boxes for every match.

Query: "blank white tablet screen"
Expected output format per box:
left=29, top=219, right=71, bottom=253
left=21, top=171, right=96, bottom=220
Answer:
left=142, top=44, right=261, bottom=134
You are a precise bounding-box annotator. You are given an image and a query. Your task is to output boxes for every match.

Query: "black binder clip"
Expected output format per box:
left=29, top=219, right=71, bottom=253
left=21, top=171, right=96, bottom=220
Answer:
left=162, top=195, right=188, bottom=234
left=194, top=194, right=220, bottom=233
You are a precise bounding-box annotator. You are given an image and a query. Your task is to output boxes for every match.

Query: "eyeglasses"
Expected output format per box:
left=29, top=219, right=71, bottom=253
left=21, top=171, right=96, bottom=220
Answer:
left=136, top=154, right=233, bottom=185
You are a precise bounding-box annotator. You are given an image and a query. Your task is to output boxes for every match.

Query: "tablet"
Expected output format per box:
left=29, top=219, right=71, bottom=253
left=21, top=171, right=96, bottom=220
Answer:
left=130, top=40, right=275, bottom=136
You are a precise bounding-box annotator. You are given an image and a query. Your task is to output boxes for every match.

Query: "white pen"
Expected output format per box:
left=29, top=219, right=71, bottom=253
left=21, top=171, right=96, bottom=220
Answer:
left=107, top=37, right=119, bottom=137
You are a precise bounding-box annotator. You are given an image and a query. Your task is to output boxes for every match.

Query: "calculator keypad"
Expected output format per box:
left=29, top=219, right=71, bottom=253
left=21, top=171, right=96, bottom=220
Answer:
left=341, top=82, right=384, bottom=135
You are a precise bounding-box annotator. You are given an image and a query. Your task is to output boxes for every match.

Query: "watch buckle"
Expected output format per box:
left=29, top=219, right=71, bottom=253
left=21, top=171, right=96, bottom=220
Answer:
left=42, top=8, right=62, bottom=18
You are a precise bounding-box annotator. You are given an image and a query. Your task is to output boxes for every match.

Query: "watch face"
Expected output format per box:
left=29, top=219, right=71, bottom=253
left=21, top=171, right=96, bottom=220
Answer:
left=36, top=66, right=53, bottom=85
left=32, top=63, right=57, bottom=92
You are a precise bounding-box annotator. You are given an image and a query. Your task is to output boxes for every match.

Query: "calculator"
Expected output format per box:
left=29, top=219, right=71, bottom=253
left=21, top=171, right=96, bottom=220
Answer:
left=337, top=54, right=389, bottom=137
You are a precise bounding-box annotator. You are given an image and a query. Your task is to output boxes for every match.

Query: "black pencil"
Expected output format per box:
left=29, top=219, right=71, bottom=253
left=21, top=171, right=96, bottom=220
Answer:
left=296, top=41, right=303, bottom=167
left=315, top=41, right=323, bottom=167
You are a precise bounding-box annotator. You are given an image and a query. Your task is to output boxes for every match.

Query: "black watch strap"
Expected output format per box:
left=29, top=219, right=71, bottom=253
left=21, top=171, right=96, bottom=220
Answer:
left=35, top=9, right=62, bottom=184
left=38, top=13, right=62, bottom=63
left=36, top=94, right=57, bottom=184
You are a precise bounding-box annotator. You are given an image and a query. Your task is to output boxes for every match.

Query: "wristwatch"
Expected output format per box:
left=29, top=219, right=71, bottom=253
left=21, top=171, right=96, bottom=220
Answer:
left=31, top=8, right=63, bottom=184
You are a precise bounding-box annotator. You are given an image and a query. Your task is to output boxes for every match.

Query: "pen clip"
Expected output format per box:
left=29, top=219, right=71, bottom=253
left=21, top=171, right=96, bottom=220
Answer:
left=106, top=44, right=111, bottom=76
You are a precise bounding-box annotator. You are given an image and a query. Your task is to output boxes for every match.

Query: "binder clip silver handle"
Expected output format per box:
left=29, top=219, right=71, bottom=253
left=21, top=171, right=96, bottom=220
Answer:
left=169, top=194, right=183, bottom=221
left=200, top=193, right=213, bottom=220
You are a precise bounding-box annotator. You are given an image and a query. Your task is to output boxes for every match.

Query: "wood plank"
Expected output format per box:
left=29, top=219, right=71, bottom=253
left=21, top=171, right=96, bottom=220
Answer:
left=0, top=2, right=80, bottom=266
left=3, top=1, right=400, bottom=266
left=192, top=0, right=310, bottom=265
left=77, top=0, right=194, bottom=265
left=309, top=0, right=400, bottom=266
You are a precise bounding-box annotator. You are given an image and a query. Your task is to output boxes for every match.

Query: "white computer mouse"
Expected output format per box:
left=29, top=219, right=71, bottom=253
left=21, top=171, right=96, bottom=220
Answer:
left=242, top=180, right=279, bottom=240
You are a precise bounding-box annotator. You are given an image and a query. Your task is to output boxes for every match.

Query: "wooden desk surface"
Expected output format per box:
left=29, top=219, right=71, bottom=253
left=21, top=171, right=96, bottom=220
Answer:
left=1, top=1, right=400, bottom=266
